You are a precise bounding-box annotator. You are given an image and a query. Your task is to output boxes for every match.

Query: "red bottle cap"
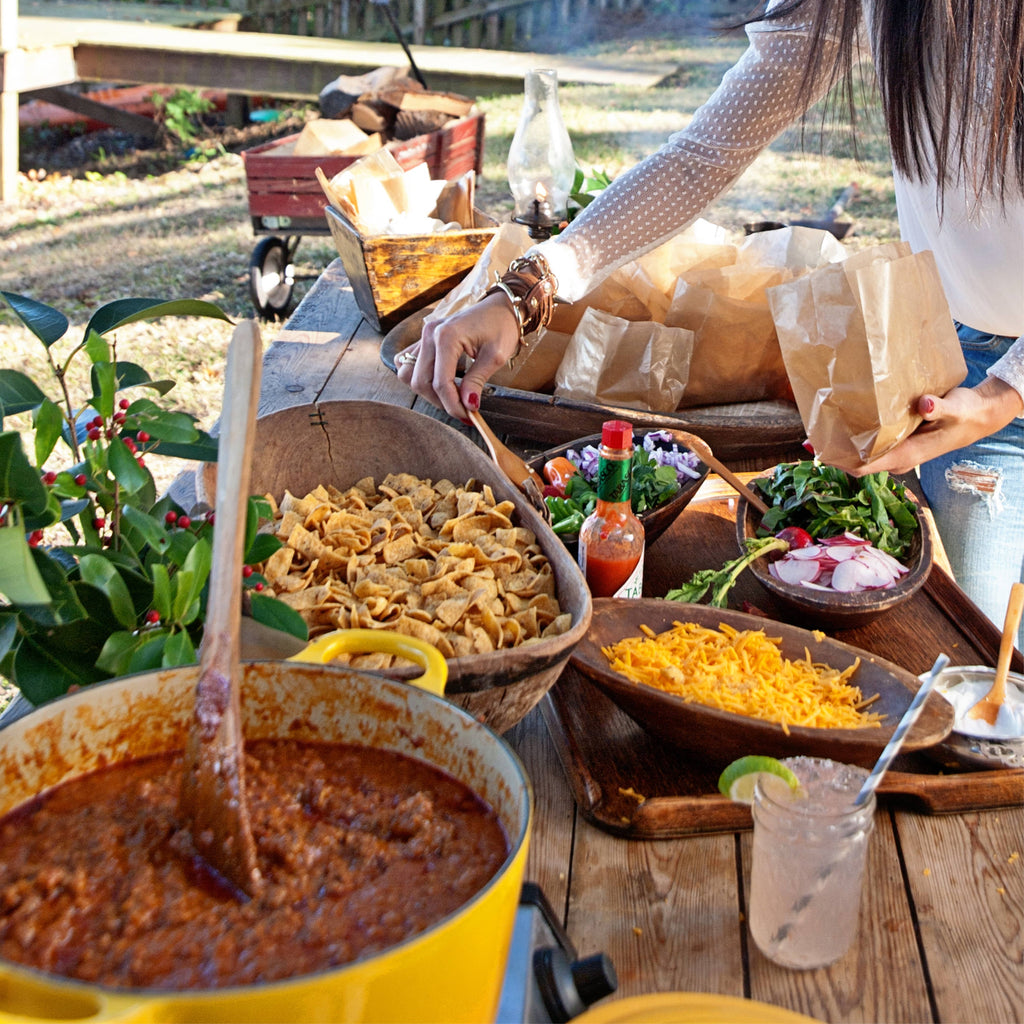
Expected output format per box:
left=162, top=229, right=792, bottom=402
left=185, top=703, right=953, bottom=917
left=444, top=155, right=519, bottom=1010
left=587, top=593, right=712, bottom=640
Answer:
left=601, top=420, right=633, bottom=450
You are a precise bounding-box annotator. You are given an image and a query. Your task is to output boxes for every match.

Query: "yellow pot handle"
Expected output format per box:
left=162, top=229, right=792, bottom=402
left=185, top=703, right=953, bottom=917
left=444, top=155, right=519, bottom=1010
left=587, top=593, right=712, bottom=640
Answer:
left=287, top=629, right=447, bottom=696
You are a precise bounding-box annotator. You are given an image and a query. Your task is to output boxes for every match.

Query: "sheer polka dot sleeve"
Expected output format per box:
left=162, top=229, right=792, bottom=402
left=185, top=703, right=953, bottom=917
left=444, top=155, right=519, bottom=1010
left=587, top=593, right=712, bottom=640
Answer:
left=989, top=338, right=1024, bottom=406
left=536, top=1, right=845, bottom=301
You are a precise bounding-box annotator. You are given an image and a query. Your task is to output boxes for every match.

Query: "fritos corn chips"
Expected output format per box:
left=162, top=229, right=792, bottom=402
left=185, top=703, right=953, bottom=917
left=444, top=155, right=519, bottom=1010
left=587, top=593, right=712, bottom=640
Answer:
left=258, top=473, right=571, bottom=669
left=602, top=620, right=885, bottom=731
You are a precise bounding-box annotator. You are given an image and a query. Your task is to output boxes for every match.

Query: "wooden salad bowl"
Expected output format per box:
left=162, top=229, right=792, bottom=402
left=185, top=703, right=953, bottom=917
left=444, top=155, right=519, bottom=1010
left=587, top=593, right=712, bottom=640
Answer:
left=570, top=599, right=954, bottom=769
left=527, top=428, right=710, bottom=552
left=735, top=485, right=933, bottom=630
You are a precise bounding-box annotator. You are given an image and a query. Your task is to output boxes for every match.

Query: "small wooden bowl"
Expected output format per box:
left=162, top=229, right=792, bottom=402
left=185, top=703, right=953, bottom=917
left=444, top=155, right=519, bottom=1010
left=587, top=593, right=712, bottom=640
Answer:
left=528, top=428, right=710, bottom=551
left=734, top=482, right=932, bottom=630
left=570, top=598, right=953, bottom=769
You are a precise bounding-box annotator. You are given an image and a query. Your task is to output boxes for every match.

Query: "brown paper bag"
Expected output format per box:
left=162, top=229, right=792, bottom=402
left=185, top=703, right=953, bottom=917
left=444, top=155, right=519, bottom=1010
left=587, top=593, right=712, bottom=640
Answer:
left=554, top=308, right=693, bottom=413
left=663, top=226, right=847, bottom=407
left=767, top=243, right=968, bottom=466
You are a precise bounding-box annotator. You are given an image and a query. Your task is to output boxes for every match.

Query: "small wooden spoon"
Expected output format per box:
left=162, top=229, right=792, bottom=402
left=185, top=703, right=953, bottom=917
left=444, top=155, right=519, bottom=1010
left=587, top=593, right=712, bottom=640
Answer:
left=468, top=408, right=548, bottom=514
left=179, top=320, right=263, bottom=899
left=968, top=581, right=1024, bottom=726
left=672, top=430, right=770, bottom=515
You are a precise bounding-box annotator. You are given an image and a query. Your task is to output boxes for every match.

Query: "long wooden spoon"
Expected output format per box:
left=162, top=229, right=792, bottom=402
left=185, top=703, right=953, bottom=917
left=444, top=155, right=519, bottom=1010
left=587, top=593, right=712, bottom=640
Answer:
left=468, top=408, right=548, bottom=514
left=672, top=430, right=770, bottom=515
left=180, top=320, right=263, bottom=899
left=968, top=581, right=1024, bottom=726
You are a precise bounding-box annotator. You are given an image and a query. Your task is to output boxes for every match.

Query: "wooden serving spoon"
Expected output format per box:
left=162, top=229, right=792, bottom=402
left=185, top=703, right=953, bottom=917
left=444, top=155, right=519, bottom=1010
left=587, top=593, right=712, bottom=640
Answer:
left=179, top=320, right=263, bottom=899
left=967, top=581, right=1024, bottom=726
left=671, top=430, right=770, bottom=515
left=468, top=408, right=548, bottom=515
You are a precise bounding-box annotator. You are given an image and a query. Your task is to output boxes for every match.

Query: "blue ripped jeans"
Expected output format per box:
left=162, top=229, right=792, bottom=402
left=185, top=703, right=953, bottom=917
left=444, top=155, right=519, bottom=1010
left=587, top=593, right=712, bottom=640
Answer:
left=918, top=323, right=1024, bottom=649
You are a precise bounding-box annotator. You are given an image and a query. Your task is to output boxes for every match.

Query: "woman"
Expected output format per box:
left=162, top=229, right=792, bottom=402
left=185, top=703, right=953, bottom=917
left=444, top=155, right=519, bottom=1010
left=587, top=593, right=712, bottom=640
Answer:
left=398, top=0, right=1024, bottom=638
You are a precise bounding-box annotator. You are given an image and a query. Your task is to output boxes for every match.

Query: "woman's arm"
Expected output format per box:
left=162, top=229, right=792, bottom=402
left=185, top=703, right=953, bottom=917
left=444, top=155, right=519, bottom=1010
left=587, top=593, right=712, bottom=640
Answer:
left=400, top=0, right=845, bottom=420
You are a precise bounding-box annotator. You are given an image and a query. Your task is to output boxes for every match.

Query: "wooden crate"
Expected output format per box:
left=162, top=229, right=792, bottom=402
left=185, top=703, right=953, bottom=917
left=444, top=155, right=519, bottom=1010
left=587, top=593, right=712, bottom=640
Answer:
left=325, top=205, right=496, bottom=332
left=242, top=113, right=485, bottom=232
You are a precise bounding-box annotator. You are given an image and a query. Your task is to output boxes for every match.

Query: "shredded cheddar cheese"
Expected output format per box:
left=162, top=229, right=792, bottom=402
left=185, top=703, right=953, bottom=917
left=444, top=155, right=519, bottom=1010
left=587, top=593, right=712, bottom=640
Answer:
left=602, top=621, right=885, bottom=731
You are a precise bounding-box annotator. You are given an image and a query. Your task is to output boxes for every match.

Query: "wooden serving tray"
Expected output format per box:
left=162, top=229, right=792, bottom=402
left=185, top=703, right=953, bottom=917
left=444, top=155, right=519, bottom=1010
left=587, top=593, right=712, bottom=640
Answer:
left=541, top=493, right=1024, bottom=838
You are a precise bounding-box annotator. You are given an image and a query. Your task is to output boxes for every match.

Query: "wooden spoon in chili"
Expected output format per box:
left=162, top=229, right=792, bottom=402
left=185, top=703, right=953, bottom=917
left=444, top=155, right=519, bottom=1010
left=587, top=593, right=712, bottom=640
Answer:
left=179, top=319, right=263, bottom=899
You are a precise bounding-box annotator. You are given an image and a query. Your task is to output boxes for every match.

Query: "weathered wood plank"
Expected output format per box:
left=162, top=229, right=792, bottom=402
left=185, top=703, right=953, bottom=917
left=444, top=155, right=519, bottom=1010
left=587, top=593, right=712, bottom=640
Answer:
left=897, top=808, right=1024, bottom=1024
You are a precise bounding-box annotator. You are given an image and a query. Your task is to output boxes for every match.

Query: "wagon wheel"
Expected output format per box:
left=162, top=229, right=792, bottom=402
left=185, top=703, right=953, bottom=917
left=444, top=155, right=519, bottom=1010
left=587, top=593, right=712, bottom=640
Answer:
left=249, top=236, right=299, bottom=319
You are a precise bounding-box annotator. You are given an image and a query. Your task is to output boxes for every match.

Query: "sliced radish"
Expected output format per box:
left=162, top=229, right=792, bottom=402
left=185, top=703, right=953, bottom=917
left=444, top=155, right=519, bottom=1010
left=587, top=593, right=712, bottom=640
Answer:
left=832, top=558, right=881, bottom=592
left=774, top=558, right=823, bottom=585
left=787, top=544, right=825, bottom=560
left=823, top=543, right=862, bottom=562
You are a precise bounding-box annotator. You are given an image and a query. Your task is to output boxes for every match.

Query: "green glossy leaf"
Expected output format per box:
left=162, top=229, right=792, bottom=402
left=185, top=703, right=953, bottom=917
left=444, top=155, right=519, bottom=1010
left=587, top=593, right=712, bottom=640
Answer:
left=162, top=628, right=196, bottom=668
left=0, top=369, right=49, bottom=420
left=33, top=398, right=65, bottom=466
left=0, top=612, right=18, bottom=662
left=127, top=632, right=168, bottom=674
left=14, top=553, right=88, bottom=626
left=84, top=329, right=110, bottom=364
left=121, top=503, right=169, bottom=551
left=0, top=525, right=52, bottom=604
left=9, top=634, right=102, bottom=703
left=0, top=432, right=50, bottom=515
left=111, top=361, right=153, bottom=389
left=151, top=562, right=172, bottom=620
left=249, top=591, right=308, bottom=641
left=78, top=554, right=137, bottom=628
left=140, top=431, right=219, bottom=463
left=107, top=436, right=150, bottom=494
left=85, top=298, right=232, bottom=339
left=245, top=531, right=282, bottom=565
left=1, top=292, right=68, bottom=347
left=133, top=410, right=199, bottom=444
left=174, top=536, right=211, bottom=621
left=95, top=630, right=146, bottom=677
left=89, top=360, right=117, bottom=419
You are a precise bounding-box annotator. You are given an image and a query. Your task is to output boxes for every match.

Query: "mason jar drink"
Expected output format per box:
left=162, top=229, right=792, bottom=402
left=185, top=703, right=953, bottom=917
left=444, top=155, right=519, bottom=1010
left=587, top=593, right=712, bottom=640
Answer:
left=749, top=756, right=875, bottom=969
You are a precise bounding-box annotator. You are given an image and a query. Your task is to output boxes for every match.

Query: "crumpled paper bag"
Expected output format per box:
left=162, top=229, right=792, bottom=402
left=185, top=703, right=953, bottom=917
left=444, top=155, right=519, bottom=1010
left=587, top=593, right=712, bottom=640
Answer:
left=767, top=241, right=968, bottom=467
left=554, top=307, right=693, bottom=412
left=663, top=226, right=848, bottom=407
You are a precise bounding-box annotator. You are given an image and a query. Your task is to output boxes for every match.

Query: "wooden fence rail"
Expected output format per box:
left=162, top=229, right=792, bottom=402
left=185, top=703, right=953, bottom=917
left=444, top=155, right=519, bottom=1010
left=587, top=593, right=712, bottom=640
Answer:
left=236, top=0, right=753, bottom=49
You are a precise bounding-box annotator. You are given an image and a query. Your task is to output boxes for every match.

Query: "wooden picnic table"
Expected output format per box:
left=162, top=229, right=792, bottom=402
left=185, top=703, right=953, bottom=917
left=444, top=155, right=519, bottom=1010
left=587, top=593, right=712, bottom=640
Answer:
left=259, top=258, right=1024, bottom=1024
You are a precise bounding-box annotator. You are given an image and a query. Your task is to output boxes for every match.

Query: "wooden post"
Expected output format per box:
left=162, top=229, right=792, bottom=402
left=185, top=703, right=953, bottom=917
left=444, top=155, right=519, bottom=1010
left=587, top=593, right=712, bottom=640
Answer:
left=0, top=0, right=19, bottom=204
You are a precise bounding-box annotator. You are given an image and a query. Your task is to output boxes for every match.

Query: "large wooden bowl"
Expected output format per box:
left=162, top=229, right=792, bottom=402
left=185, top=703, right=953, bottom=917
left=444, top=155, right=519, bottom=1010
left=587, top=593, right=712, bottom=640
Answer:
left=735, top=487, right=932, bottom=630
left=527, top=428, right=710, bottom=551
left=235, top=401, right=593, bottom=733
left=570, top=598, right=953, bottom=769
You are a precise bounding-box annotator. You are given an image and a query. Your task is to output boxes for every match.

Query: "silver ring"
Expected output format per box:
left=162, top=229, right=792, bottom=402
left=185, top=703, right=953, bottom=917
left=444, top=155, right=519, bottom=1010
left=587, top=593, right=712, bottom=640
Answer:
left=396, top=349, right=417, bottom=368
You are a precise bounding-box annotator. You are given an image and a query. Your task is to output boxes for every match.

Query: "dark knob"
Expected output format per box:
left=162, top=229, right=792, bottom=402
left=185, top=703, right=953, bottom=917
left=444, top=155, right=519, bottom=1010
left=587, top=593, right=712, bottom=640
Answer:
left=572, top=952, right=618, bottom=1007
left=534, top=947, right=618, bottom=1022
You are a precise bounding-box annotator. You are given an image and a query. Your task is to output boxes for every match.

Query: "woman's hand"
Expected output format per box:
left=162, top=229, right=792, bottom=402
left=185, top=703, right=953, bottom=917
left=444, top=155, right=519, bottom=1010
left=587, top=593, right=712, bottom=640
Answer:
left=395, top=293, right=521, bottom=421
left=848, top=376, right=1024, bottom=476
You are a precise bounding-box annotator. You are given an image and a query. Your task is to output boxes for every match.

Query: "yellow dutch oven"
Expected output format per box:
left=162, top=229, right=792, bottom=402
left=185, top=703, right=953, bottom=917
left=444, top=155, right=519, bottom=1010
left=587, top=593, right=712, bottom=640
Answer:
left=0, top=631, right=530, bottom=1024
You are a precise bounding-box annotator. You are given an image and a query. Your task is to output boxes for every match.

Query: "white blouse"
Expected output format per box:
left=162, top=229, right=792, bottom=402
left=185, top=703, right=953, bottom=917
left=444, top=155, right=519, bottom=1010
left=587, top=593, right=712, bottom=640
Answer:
left=534, top=0, right=1024, bottom=397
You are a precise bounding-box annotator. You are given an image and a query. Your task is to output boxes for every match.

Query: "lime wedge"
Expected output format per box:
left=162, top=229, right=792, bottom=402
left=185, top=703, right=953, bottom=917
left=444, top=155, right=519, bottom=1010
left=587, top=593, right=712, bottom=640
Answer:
left=717, top=756, right=800, bottom=804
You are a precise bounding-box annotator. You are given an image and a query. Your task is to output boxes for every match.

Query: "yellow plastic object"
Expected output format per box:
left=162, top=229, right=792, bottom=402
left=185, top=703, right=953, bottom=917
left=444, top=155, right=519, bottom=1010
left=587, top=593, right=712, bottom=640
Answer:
left=287, top=628, right=448, bottom=696
left=575, top=992, right=822, bottom=1023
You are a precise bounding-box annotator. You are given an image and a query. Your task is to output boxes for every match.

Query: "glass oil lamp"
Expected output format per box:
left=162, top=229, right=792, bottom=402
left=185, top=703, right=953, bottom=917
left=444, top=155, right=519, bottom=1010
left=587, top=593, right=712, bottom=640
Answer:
left=507, top=68, right=575, bottom=240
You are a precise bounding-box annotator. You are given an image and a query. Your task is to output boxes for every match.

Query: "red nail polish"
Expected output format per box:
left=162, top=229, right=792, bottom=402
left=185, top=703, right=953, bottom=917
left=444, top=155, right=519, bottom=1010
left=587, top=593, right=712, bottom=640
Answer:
left=466, top=392, right=480, bottom=410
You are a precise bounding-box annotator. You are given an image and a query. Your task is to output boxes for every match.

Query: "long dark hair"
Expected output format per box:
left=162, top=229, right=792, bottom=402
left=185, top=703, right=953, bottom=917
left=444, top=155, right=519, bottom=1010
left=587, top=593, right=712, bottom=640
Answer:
left=762, top=0, right=1024, bottom=202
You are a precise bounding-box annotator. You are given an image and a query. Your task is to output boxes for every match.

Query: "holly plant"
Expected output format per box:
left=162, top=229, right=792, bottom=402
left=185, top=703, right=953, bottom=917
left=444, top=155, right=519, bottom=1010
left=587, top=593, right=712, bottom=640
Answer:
left=0, top=292, right=306, bottom=705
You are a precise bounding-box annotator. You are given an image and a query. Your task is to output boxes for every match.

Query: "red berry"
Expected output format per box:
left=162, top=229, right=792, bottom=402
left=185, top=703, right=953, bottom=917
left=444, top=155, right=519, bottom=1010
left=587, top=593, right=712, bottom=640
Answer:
left=113, top=412, right=126, bottom=425
left=74, top=473, right=87, bottom=487
left=123, top=438, right=137, bottom=454
left=165, top=510, right=178, bottom=525
left=242, top=565, right=254, bottom=578
left=87, top=427, right=101, bottom=441
left=92, top=517, right=105, bottom=530
left=118, top=398, right=130, bottom=410
left=136, top=457, right=145, bottom=468
left=137, top=431, right=150, bottom=444
left=90, top=415, right=103, bottom=428
left=177, top=515, right=191, bottom=529
left=145, top=609, right=160, bottom=625
left=41, top=471, right=57, bottom=485
left=205, top=510, right=215, bottom=525
left=28, top=530, right=43, bottom=547
left=254, top=582, right=264, bottom=592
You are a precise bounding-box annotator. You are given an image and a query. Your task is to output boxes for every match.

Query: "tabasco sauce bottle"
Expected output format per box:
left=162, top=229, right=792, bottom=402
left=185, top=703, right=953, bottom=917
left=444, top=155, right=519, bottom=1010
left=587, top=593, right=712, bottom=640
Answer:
left=578, top=420, right=645, bottom=598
